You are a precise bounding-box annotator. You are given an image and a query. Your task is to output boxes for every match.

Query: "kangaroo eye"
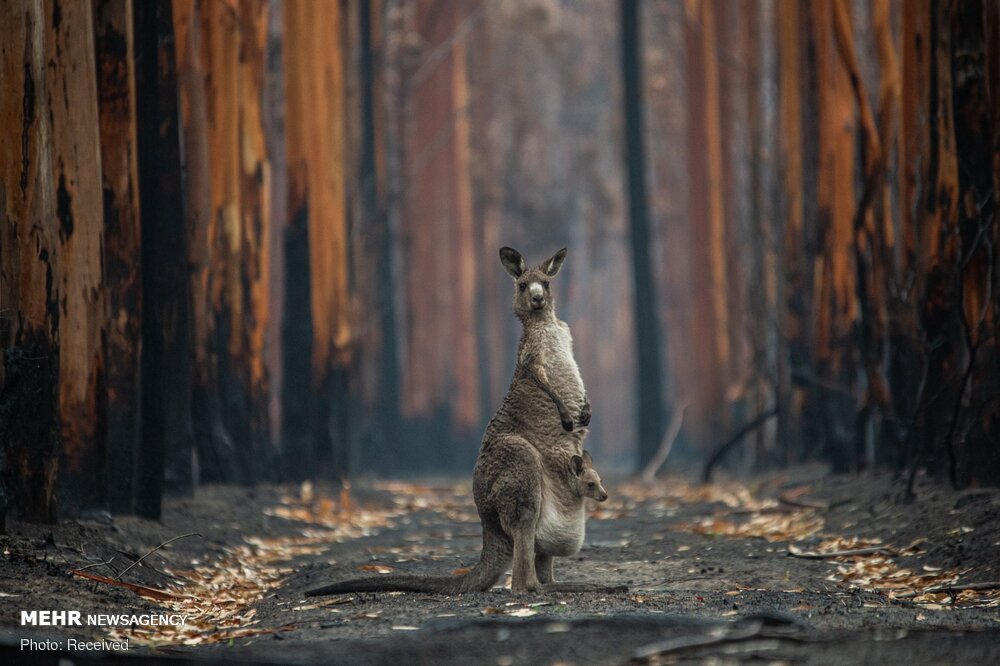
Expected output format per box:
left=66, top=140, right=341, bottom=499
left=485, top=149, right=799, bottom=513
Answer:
left=588, top=482, right=595, bottom=487
left=519, top=282, right=527, bottom=291
left=542, top=281, right=550, bottom=289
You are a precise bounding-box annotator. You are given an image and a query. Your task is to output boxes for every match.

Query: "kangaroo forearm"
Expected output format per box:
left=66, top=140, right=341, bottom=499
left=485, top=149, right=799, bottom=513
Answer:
left=526, top=367, right=569, bottom=415
left=523, top=364, right=575, bottom=431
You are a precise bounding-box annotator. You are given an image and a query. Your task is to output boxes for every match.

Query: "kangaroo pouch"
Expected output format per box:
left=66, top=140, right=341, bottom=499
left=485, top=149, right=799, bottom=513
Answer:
left=535, top=483, right=586, bottom=556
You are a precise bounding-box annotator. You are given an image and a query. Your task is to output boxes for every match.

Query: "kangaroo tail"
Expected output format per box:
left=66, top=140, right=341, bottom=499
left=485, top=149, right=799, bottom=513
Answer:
left=306, top=530, right=509, bottom=596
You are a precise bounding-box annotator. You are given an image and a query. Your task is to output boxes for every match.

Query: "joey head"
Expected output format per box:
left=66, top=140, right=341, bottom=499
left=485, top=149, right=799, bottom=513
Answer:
left=573, top=452, right=608, bottom=503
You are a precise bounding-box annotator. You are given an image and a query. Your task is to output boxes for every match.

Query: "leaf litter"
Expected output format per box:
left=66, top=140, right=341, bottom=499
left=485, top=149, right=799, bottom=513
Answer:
left=618, top=479, right=1000, bottom=609
left=107, top=482, right=444, bottom=646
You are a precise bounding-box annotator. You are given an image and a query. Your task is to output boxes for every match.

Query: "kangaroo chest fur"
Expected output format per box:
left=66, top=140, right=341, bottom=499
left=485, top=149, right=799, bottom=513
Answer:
left=537, top=320, right=585, bottom=401
left=535, top=481, right=586, bottom=557
left=515, top=319, right=588, bottom=440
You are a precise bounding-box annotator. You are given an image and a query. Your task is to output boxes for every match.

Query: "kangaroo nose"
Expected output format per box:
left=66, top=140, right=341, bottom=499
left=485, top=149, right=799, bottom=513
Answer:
left=532, top=294, right=543, bottom=304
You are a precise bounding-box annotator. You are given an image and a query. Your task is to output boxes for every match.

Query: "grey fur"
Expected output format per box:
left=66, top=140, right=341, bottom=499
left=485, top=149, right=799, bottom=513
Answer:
left=306, top=248, right=624, bottom=597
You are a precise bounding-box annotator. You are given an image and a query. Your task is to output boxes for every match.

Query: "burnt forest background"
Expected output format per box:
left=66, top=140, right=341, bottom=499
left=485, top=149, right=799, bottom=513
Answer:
left=1, top=0, right=999, bottom=525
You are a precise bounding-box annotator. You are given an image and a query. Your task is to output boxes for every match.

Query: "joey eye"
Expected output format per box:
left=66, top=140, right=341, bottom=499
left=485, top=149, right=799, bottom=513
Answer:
left=542, top=280, right=550, bottom=289
left=519, top=282, right=527, bottom=291
left=588, top=482, right=595, bottom=487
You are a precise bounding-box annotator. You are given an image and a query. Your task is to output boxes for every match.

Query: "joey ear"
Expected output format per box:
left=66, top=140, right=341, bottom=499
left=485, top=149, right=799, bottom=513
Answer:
left=581, top=450, right=593, bottom=468
left=499, top=246, right=526, bottom=278
left=543, top=248, right=568, bottom=276
left=571, top=455, right=584, bottom=477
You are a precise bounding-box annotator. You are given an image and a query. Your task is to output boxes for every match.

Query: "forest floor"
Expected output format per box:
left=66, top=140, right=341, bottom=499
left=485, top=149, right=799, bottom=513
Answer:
left=1, top=468, right=999, bottom=665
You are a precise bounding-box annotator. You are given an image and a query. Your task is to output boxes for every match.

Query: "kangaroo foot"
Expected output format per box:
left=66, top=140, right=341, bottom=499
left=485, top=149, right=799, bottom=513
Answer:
left=511, top=580, right=544, bottom=595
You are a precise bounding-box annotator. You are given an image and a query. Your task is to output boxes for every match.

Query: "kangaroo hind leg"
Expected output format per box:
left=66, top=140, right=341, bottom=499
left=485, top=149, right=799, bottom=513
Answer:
left=535, top=554, right=555, bottom=584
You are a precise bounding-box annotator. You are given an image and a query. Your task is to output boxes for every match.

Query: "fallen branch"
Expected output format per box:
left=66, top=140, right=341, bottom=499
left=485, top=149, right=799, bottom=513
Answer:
left=893, top=581, right=1000, bottom=599
left=70, top=569, right=189, bottom=602
left=787, top=543, right=891, bottom=559
left=116, top=532, right=202, bottom=581
left=702, top=408, right=781, bottom=483
left=641, top=399, right=690, bottom=484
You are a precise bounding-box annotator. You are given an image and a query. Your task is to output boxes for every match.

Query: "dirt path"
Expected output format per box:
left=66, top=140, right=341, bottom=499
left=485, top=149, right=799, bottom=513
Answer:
left=2, top=472, right=999, bottom=664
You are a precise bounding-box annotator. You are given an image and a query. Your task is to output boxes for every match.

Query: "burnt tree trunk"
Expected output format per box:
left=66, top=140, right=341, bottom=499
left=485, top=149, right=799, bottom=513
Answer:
left=357, top=0, right=401, bottom=470
left=284, top=0, right=352, bottom=479
left=949, top=0, right=999, bottom=485
left=0, top=0, right=61, bottom=526
left=47, top=0, right=109, bottom=516
left=172, top=0, right=235, bottom=484
left=621, top=0, right=666, bottom=465
left=134, top=0, right=194, bottom=517
left=93, top=0, right=142, bottom=515
left=235, top=0, right=274, bottom=481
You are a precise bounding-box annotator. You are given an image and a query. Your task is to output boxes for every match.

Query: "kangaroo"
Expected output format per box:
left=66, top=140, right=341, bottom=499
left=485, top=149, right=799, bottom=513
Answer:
left=306, top=248, right=625, bottom=596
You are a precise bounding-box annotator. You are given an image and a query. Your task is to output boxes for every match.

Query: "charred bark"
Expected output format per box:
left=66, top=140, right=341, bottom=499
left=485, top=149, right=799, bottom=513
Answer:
left=0, top=0, right=61, bottom=526
left=47, top=0, right=109, bottom=516
left=134, top=0, right=195, bottom=516
left=93, top=0, right=142, bottom=514
left=621, top=0, right=666, bottom=465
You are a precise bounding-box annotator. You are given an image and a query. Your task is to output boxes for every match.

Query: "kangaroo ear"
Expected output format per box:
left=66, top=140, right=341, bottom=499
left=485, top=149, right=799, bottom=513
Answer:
left=582, top=450, right=593, bottom=468
left=543, top=248, right=568, bottom=276
left=499, top=247, right=525, bottom=278
left=571, top=455, right=584, bottom=476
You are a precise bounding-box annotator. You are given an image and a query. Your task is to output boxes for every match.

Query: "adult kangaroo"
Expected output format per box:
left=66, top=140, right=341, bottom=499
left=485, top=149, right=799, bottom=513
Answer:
left=306, top=248, right=624, bottom=596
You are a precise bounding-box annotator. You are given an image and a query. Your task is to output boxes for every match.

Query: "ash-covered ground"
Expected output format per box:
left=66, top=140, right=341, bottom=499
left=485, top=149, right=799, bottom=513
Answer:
left=2, top=469, right=999, bottom=664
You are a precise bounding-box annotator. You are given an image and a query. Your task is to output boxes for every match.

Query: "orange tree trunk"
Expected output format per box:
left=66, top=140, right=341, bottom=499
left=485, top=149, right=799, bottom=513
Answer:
left=0, top=0, right=61, bottom=525
left=685, top=0, right=728, bottom=440
left=236, top=0, right=273, bottom=481
left=284, top=0, right=352, bottom=479
left=94, top=0, right=142, bottom=514
left=46, top=0, right=109, bottom=515
left=172, top=0, right=235, bottom=483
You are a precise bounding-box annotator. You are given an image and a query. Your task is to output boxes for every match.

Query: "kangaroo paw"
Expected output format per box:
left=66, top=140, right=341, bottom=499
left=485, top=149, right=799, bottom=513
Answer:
left=577, top=402, right=591, bottom=427
left=561, top=415, right=575, bottom=432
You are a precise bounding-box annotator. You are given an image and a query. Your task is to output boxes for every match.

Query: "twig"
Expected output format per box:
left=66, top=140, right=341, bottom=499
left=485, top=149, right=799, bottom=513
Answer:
left=786, top=543, right=891, bottom=559
left=893, top=581, right=1000, bottom=599
left=702, top=408, right=781, bottom=483
left=70, top=569, right=189, bottom=602
left=116, top=532, right=202, bottom=581
left=74, top=557, right=118, bottom=574
left=641, top=399, right=690, bottom=484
